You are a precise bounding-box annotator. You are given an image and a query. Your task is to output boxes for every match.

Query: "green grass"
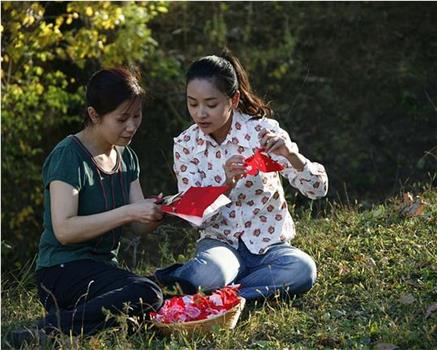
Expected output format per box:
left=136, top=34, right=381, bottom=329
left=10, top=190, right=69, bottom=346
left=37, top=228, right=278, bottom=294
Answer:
left=2, top=185, right=436, bottom=349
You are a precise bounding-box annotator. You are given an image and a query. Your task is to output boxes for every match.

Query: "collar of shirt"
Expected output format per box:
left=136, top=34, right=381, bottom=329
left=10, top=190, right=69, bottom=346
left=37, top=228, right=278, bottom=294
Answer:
left=193, top=110, right=252, bottom=154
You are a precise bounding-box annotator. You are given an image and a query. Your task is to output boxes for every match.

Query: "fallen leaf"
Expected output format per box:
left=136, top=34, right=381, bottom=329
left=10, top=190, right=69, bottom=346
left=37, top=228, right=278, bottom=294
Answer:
left=399, top=293, right=416, bottom=305
left=375, top=343, right=398, bottom=350
left=425, top=302, right=437, bottom=319
left=398, top=192, right=426, bottom=217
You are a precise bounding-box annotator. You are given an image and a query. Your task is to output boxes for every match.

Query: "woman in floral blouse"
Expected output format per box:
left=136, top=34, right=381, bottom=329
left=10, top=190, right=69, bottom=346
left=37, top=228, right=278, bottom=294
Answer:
left=155, top=51, right=328, bottom=300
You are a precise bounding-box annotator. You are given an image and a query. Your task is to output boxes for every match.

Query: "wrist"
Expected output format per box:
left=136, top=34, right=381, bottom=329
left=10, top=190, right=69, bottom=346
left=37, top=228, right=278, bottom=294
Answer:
left=120, top=204, right=134, bottom=223
left=287, top=152, right=305, bottom=171
left=225, top=178, right=235, bottom=188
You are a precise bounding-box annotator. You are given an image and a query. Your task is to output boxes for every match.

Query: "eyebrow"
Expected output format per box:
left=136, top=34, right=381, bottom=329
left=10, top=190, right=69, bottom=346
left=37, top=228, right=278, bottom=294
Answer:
left=187, top=96, right=218, bottom=101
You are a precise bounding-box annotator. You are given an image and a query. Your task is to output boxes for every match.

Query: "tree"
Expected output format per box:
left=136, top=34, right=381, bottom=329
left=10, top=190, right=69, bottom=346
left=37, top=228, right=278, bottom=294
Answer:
left=1, top=1, right=169, bottom=269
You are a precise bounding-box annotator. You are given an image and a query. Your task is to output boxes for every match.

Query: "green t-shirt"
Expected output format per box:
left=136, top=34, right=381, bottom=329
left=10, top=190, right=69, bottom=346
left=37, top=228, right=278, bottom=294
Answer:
left=36, top=135, right=139, bottom=270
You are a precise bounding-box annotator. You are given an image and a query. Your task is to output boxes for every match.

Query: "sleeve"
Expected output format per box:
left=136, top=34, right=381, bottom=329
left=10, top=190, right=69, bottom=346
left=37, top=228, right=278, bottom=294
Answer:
left=173, top=141, right=203, bottom=192
left=262, top=119, right=329, bottom=200
left=124, top=146, right=140, bottom=183
left=42, top=146, right=83, bottom=190
left=173, top=140, right=224, bottom=228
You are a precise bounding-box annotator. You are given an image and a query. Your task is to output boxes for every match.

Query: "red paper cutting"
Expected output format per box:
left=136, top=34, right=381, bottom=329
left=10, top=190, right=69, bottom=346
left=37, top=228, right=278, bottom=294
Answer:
left=161, top=186, right=230, bottom=217
left=244, top=148, right=284, bottom=175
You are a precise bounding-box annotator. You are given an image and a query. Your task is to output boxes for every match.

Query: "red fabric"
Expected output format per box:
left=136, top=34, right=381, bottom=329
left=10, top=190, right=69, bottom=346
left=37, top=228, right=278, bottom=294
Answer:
left=161, top=185, right=229, bottom=217
left=150, top=285, right=240, bottom=324
left=244, top=148, right=284, bottom=175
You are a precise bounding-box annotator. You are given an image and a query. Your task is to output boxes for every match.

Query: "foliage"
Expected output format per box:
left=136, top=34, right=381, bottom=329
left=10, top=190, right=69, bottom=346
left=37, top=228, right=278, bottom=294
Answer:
left=142, top=2, right=437, bottom=201
left=2, top=186, right=436, bottom=349
left=1, top=1, right=436, bottom=275
left=1, top=1, right=168, bottom=268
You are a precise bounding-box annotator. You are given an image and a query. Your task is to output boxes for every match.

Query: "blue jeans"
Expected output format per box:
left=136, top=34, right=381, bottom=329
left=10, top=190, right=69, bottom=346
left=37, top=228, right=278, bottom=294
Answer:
left=171, top=238, right=317, bottom=300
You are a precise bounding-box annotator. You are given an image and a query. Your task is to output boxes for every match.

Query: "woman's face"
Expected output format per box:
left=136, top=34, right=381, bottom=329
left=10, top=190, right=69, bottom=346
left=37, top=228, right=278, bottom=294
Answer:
left=186, top=78, right=239, bottom=144
left=93, top=98, right=143, bottom=146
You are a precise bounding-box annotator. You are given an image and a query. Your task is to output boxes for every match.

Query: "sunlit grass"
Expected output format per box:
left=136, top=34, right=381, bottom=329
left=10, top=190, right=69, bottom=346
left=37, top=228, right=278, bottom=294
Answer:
left=2, top=185, right=436, bottom=349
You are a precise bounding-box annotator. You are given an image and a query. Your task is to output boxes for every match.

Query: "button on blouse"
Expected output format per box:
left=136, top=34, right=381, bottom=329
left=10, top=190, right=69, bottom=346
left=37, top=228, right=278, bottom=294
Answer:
left=173, top=111, right=328, bottom=254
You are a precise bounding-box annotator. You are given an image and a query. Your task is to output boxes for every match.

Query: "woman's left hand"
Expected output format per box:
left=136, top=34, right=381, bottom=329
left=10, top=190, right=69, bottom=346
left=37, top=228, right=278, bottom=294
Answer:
left=259, top=128, right=295, bottom=158
left=259, top=128, right=305, bottom=171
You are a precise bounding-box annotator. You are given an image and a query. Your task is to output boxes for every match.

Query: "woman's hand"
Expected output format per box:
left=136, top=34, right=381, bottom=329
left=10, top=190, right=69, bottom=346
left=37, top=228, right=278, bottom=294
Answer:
left=128, top=199, right=164, bottom=224
left=259, top=128, right=305, bottom=171
left=259, top=128, right=293, bottom=158
left=223, top=155, right=247, bottom=188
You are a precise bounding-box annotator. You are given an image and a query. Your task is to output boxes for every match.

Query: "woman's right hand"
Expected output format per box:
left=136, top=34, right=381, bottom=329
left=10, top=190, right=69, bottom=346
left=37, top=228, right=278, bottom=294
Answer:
left=128, top=199, right=164, bottom=224
left=223, top=155, right=247, bottom=188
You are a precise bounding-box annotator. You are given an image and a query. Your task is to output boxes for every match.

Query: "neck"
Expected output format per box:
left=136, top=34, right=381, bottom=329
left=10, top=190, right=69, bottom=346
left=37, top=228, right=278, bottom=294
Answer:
left=211, top=113, right=233, bottom=145
left=77, top=127, right=113, bottom=156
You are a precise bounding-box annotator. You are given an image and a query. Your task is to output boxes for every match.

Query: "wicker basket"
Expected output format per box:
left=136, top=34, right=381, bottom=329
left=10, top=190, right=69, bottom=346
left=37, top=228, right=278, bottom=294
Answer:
left=152, top=297, right=246, bottom=336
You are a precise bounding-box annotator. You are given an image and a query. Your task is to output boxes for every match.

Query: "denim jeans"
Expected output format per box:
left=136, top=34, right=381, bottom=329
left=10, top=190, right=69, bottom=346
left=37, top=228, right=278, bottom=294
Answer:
left=171, top=238, right=317, bottom=300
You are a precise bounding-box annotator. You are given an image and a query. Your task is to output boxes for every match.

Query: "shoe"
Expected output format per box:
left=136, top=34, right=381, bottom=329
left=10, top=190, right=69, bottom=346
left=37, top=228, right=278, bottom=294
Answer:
left=153, top=263, right=198, bottom=295
left=6, top=327, right=49, bottom=349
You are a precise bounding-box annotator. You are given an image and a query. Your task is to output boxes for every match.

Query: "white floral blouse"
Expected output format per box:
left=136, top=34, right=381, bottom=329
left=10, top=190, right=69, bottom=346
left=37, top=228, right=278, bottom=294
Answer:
left=173, top=111, right=328, bottom=254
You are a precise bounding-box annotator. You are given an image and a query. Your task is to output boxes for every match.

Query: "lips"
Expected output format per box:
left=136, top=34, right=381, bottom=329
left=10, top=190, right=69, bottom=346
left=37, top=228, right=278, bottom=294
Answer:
left=198, top=122, right=212, bottom=128
left=121, top=133, right=134, bottom=138
left=120, top=135, right=134, bottom=141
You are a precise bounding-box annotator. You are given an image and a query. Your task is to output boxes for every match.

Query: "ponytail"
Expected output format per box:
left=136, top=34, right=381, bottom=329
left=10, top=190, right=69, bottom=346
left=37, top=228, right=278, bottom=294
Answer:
left=220, top=50, right=273, bottom=118
left=186, top=49, right=273, bottom=118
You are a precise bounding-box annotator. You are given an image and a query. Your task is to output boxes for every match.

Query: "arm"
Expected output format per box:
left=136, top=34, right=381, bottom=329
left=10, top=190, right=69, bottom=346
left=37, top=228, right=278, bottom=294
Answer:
left=173, top=142, right=225, bottom=228
left=259, top=123, right=328, bottom=199
left=129, top=179, right=163, bottom=234
left=173, top=142, right=203, bottom=192
left=50, top=180, right=162, bottom=245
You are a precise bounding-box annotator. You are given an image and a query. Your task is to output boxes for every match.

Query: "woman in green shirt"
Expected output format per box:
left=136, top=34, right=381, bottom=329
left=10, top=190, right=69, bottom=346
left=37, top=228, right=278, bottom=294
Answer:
left=9, top=68, right=164, bottom=346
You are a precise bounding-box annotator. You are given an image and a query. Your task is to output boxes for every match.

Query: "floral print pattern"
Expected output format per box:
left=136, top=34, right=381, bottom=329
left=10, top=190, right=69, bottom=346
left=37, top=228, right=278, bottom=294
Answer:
left=173, top=111, right=328, bottom=254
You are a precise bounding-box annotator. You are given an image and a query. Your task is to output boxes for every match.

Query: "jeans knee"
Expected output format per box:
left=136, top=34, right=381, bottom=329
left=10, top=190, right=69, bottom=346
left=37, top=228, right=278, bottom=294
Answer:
left=275, top=253, right=317, bottom=294
left=187, top=268, right=227, bottom=292
left=185, top=259, right=240, bottom=292
left=294, top=258, right=317, bottom=293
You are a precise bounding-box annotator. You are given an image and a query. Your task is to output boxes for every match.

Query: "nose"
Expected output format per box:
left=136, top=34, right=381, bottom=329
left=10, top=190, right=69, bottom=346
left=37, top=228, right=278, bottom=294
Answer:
left=197, top=105, right=208, bottom=119
left=126, top=118, right=138, bottom=132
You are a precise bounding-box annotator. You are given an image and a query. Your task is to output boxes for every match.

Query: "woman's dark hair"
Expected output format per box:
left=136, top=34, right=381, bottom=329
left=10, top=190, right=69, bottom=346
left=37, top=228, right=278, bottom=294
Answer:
left=84, top=67, right=145, bottom=126
left=186, top=49, right=273, bottom=118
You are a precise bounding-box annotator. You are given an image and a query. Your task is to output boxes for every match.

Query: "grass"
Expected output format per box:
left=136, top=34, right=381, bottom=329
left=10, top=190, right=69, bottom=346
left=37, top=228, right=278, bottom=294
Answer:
left=2, top=184, right=436, bottom=349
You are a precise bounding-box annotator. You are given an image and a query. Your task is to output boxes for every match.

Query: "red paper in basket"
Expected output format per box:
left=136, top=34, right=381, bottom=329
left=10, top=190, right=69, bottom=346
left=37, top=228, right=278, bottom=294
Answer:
left=244, top=148, right=284, bottom=175
left=150, top=285, right=240, bottom=324
left=161, top=186, right=230, bottom=218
